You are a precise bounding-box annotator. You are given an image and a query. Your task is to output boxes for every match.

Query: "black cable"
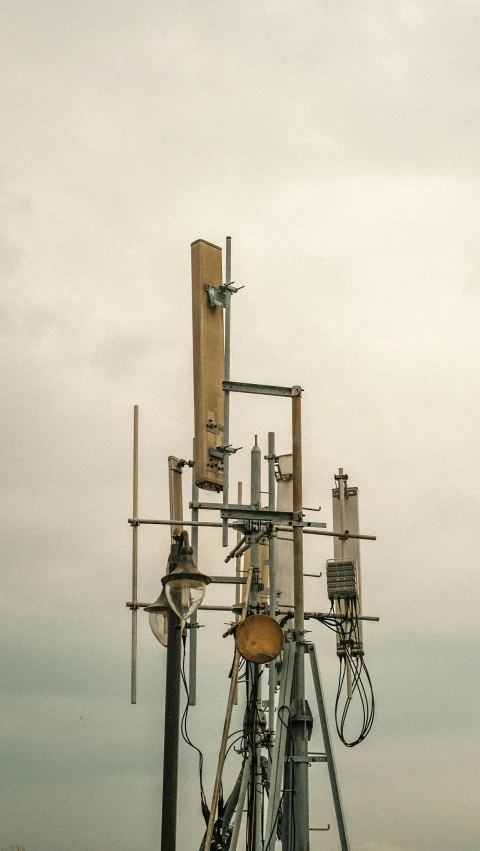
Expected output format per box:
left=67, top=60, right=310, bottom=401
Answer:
left=315, top=600, right=375, bottom=747
left=333, top=603, right=375, bottom=746
left=180, top=637, right=208, bottom=810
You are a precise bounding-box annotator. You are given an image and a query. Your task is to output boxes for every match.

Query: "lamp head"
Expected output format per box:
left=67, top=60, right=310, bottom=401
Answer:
left=161, top=531, right=211, bottom=622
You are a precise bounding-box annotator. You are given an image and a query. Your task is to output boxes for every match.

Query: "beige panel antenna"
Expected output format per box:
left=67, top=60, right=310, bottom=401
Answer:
left=191, top=239, right=224, bottom=491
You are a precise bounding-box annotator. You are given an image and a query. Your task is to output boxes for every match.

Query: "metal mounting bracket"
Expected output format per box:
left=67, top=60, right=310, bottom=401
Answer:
left=206, top=282, right=242, bottom=308
left=209, top=444, right=242, bottom=459
left=223, top=380, right=302, bottom=398
left=221, top=507, right=301, bottom=524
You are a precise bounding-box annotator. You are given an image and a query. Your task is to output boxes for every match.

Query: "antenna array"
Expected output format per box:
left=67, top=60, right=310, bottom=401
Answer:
left=126, top=237, right=379, bottom=851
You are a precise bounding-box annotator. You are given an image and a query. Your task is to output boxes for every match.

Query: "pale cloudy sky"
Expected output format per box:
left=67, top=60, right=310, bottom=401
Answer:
left=1, top=1, right=480, bottom=849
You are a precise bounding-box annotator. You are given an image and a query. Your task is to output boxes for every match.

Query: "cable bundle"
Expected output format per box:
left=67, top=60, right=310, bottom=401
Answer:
left=320, top=603, right=375, bottom=747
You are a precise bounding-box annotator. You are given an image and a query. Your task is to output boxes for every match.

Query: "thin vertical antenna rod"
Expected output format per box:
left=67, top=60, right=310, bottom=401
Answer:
left=267, top=432, right=276, bottom=730
left=189, top=439, right=199, bottom=705
left=131, top=404, right=139, bottom=704
left=222, top=236, right=232, bottom=546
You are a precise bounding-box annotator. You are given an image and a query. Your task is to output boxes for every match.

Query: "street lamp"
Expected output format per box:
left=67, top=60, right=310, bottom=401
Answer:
left=143, top=528, right=212, bottom=851
left=162, top=531, right=211, bottom=621
left=145, top=530, right=211, bottom=639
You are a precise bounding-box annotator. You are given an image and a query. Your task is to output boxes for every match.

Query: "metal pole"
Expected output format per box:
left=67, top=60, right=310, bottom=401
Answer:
left=265, top=641, right=295, bottom=845
left=230, top=752, right=252, bottom=851
left=189, top=439, right=199, bottom=705
left=160, top=543, right=182, bottom=851
left=222, top=236, right=232, bottom=546
left=282, top=739, right=293, bottom=851
left=250, top=437, right=263, bottom=851
left=234, top=481, right=242, bottom=705
left=308, top=645, right=350, bottom=851
left=160, top=461, right=184, bottom=851
left=268, top=432, right=277, bottom=730
left=291, top=393, right=309, bottom=851
left=131, top=405, right=139, bottom=705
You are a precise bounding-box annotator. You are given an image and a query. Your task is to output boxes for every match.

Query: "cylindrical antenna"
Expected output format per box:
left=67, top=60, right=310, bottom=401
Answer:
left=222, top=236, right=232, bottom=546
left=131, top=405, right=139, bottom=704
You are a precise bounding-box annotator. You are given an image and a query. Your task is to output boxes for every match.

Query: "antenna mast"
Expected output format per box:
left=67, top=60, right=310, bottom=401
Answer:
left=125, top=236, right=379, bottom=850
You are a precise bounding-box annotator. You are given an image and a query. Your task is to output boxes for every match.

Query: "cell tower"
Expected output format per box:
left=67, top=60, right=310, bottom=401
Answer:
left=126, top=237, right=379, bottom=851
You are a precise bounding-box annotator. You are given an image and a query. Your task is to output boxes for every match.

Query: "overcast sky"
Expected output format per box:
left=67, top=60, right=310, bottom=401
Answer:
left=1, top=1, right=480, bottom=850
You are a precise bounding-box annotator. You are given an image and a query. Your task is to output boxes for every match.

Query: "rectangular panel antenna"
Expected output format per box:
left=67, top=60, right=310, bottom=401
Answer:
left=191, top=239, right=225, bottom=492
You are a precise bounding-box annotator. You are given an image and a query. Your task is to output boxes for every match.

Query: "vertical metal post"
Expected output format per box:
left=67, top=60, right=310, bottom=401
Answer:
left=235, top=482, right=243, bottom=602
left=308, top=644, right=350, bottom=851
left=222, top=236, right=232, bottom=546
left=268, top=432, right=277, bottom=730
left=131, top=405, right=139, bottom=705
left=265, top=640, right=295, bottom=844
left=251, top=436, right=262, bottom=591
left=282, top=740, right=293, bottom=851
left=160, top=462, right=184, bottom=851
left=189, top=439, right=199, bottom=705
left=229, top=752, right=252, bottom=851
left=291, top=393, right=309, bottom=851
left=234, top=481, right=243, bottom=705
left=160, top=544, right=182, bottom=851
left=250, top=437, right=263, bottom=851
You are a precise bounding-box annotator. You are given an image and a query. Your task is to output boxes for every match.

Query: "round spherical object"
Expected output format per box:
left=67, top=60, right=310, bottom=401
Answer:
left=235, top=615, right=284, bottom=664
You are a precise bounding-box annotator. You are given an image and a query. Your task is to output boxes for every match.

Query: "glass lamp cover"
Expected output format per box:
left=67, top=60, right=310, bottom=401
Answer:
left=149, top=611, right=168, bottom=647
left=165, top=577, right=205, bottom=621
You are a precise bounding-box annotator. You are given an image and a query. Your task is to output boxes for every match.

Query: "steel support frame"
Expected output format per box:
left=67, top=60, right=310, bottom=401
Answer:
left=307, top=644, right=350, bottom=851
left=291, top=392, right=309, bottom=851
left=265, top=641, right=296, bottom=844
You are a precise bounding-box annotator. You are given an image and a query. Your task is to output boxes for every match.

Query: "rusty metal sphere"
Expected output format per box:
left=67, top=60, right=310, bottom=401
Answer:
left=235, top=614, right=284, bottom=664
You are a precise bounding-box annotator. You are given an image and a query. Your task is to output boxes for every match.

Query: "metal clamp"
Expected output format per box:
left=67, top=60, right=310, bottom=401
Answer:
left=206, top=282, right=242, bottom=308
left=209, top=444, right=242, bottom=459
